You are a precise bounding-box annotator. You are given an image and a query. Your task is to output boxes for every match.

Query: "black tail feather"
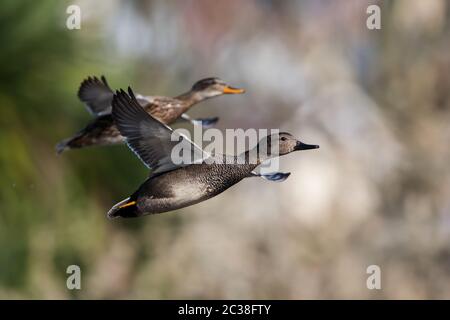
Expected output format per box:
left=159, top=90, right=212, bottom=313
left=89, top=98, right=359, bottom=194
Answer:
left=107, top=197, right=139, bottom=219
left=55, top=137, right=73, bottom=154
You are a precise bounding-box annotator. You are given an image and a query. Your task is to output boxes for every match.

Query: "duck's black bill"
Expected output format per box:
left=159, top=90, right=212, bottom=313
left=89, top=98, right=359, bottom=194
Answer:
left=294, top=141, right=320, bottom=151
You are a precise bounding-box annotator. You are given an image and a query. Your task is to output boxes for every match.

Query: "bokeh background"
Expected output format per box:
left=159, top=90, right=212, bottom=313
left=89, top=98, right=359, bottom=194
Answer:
left=1, top=0, right=450, bottom=299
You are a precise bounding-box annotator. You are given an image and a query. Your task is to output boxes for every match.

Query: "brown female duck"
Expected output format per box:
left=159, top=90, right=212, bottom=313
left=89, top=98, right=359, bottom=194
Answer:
left=107, top=88, right=319, bottom=218
left=56, top=76, right=244, bottom=153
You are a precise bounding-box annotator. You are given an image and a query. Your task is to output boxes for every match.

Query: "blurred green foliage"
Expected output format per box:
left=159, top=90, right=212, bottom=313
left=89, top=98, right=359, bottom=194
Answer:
left=0, top=0, right=152, bottom=297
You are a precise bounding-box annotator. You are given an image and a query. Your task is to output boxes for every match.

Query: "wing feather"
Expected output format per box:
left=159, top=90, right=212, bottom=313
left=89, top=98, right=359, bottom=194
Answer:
left=112, top=87, right=208, bottom=174
left=78, top=75, right=114, bottom=116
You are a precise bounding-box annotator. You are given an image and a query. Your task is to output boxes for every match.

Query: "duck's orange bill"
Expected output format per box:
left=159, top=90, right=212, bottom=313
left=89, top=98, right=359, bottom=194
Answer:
left=119, top=201, right=136, bottom=209
left=223, top=86, right=245, bottom=94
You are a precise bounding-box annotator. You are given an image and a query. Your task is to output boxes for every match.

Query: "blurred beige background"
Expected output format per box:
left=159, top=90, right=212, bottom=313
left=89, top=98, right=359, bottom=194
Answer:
left=1, top=0, right=449, bottom=299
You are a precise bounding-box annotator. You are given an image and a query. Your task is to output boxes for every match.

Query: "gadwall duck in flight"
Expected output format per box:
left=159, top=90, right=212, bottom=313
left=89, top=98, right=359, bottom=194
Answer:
left=56, top=76, right=244, bottom=153
left=107, top=88, right=319, bottom=218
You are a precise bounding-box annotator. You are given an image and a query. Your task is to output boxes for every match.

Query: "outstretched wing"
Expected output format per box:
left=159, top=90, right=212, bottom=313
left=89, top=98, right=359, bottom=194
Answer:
left=78, top=76, right=114, bottom=116
left=112, top=87, right=209, bottom=174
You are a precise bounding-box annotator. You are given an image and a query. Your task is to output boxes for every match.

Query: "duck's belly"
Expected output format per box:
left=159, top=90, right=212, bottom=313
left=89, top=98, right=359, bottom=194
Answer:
left=137, top=180, right=211, bottom=214
left=136, top=167, right=244, bottom=214
left=169, top=180, right=210, bottom=206
left=80, top=115, right=125, bottom=146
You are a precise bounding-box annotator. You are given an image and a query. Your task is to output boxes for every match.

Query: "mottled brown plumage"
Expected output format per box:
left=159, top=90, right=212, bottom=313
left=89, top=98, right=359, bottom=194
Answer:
left=56, top=76, right=244, bottom=153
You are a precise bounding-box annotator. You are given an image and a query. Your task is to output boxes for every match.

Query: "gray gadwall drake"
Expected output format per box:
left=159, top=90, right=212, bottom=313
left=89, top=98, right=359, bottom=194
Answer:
left=107, top=88, right=319, bottom=218
left=56, top=76, right=244, bottom=153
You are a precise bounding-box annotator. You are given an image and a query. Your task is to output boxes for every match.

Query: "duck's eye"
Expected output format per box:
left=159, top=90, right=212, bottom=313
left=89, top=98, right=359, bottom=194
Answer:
left=281, top=137, right=287, bottom=141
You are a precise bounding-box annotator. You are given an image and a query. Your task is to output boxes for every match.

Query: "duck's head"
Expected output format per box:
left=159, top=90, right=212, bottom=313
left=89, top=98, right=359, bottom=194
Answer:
left=191, top=77, right=245, bottom=100
left=260, top=132, right=319, bottom=157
